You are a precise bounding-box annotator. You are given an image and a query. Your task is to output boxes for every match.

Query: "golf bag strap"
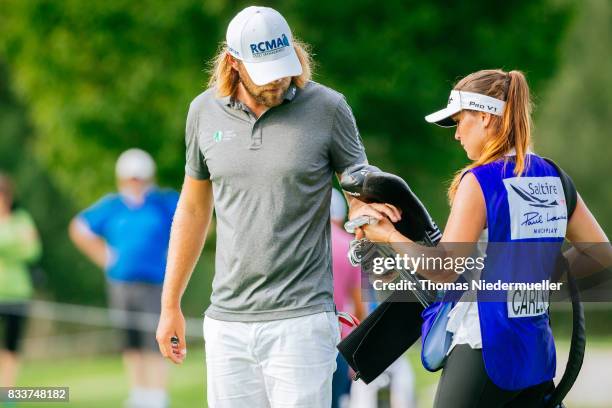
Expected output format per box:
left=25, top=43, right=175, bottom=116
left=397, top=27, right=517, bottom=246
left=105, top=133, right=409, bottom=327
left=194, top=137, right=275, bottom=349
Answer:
left=542, top=158, right=585, bottom=408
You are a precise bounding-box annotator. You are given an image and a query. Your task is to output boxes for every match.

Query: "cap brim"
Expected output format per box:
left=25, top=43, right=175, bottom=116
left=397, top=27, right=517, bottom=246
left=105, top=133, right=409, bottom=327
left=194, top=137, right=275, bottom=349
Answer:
left=424, top=106, right=460, bottom=128
left=243, top=49, right=303, bottom=86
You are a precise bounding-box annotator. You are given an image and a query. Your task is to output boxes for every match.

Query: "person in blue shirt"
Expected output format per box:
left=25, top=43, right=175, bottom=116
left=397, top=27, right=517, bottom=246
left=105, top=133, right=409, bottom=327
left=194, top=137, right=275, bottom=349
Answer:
left=69, top=148, right=178, bottom=408
left=350, top=69, right=609, bottom=407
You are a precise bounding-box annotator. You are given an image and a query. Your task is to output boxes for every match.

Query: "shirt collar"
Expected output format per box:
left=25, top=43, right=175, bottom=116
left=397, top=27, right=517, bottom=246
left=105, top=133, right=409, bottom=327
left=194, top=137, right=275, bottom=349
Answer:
left=284, top=83, right=297, bottom=102
left=219, top=83, right=298, bottom=110
left=504, top=147, right=517, bottom=156
left=504, top=147, right=533, bottom=156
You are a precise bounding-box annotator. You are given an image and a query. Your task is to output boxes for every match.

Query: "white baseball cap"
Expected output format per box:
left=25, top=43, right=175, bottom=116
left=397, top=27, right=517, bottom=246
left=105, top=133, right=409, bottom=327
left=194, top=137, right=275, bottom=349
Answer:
left=115, top=148, right=156, bottom=180
left=226, top=6, right=303, bottom=86
left=425, top=90, right=506, bottom=127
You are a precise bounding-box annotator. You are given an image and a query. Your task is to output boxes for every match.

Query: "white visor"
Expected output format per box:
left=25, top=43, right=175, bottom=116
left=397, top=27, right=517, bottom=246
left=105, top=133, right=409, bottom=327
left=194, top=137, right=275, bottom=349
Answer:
left=425, top=90, right=506, bottom=127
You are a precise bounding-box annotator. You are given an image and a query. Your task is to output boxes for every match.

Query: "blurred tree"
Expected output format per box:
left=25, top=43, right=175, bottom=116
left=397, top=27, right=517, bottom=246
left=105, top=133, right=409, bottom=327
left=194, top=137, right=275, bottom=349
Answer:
left=0, top=0, right=575, bottom=303
left=284, top=0, right=573, bottom=219
left=0, top=62, right=105, bottom=304
left=0, top=0, right=224, bottom=203
left=535, top=0, right=611, bottom=235
left=0, top=0, right=572, bottom=219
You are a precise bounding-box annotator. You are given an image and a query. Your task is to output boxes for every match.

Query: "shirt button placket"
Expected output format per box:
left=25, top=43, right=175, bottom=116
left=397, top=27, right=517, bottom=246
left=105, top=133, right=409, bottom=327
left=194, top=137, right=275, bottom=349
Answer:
left=250, top=123, right=263, bottom=150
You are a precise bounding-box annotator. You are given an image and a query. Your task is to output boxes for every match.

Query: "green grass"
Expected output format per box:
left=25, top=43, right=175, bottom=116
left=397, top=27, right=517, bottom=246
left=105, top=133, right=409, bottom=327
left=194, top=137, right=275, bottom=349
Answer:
left=8, top=334, right=604, bottom=407
left=406, top=347, right=441, bottom=407
left=13, top=344, right=206, bottom=408
left=9, top=348, right=436, bottom=408
left=10, top=345, right=437, bottom=408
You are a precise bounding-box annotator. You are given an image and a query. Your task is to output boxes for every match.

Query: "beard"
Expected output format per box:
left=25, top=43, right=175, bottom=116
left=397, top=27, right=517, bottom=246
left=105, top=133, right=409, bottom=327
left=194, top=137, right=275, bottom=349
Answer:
left=237, top=64, right=291, bottom=108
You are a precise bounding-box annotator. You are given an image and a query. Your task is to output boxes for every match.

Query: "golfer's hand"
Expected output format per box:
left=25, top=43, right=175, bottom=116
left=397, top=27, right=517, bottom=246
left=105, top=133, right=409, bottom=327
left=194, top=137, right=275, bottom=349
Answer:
left=349, top=202, right=401, bottom=240
left=156, top=307, right=187, bottom=364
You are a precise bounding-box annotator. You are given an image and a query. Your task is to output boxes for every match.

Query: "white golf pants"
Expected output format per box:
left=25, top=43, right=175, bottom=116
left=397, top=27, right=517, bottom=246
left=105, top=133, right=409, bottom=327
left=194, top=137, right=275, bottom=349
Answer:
left=204, top=312, right=340, bottom=407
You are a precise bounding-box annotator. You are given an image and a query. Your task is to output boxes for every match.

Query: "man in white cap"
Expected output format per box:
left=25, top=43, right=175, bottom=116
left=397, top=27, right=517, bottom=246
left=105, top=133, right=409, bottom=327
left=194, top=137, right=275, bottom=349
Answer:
left=156, top=5, right=398, bottom=407
left=70, top=148, right=179, bottom=408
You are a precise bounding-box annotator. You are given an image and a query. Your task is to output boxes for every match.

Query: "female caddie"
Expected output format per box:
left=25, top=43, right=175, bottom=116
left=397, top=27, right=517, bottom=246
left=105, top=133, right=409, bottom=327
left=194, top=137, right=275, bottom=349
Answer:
left=351, top=69, right=608, bottom=407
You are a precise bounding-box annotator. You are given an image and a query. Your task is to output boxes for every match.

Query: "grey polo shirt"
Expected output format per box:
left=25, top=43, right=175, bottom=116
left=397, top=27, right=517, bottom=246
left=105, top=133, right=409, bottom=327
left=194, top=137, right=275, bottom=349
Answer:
left=185, top=81, right=367, bottom=322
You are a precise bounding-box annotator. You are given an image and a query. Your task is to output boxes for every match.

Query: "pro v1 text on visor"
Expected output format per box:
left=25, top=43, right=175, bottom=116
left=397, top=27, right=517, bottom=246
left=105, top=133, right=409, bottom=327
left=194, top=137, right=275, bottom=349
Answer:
left=425, top=90, right=506, bottom=127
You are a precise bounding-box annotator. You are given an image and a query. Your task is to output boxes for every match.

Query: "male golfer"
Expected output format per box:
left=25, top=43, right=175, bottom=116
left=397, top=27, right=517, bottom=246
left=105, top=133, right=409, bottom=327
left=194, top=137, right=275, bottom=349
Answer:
left=156, top=6, right=399, bottom=407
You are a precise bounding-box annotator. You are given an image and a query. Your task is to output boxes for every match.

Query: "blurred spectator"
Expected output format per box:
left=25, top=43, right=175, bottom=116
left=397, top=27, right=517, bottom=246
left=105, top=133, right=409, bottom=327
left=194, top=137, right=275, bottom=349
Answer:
left=331, top=188, right=366, bottom=408
left=348, top=295, right=416, bottom=408
left=349, top=355, right=416, bottom=408
left=337, top=185, right=415, bottom=408
left=69, top=149, right=178, bottom=408
left=0, top=173, right=41, bottom=388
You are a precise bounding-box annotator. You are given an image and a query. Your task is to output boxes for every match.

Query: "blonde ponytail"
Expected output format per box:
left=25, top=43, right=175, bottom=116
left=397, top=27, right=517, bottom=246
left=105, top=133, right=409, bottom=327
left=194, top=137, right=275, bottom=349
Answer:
left=447, top=69, right=532, bottom=203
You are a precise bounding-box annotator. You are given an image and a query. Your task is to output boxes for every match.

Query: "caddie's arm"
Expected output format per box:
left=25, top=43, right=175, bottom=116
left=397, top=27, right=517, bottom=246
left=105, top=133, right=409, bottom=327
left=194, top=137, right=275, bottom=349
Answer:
left=563, top=194, right=611, bottom=278
left=356, top=172, right=484, bottom=283
left=157, top=175, right=213, bottom=364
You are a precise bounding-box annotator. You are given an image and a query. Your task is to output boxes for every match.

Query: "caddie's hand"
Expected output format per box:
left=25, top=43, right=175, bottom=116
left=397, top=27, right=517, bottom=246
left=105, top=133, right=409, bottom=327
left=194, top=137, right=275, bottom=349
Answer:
left=350, top=201, right=401, bottom=223
left=156, top=307, right=187, bottom=364
left=349, top=202, right=401, bottom=239
left=361, top=215, right=399, bottom=243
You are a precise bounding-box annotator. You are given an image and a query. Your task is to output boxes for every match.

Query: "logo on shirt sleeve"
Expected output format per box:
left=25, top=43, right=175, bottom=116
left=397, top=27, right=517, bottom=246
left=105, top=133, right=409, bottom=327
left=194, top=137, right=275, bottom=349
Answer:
left=503, top=177, right=567, bottom=240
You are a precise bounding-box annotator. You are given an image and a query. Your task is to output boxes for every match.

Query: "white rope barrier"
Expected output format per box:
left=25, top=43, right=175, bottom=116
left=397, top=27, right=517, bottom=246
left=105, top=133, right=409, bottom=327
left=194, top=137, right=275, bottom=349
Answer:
left=0, top=300, right=204, bottom=338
